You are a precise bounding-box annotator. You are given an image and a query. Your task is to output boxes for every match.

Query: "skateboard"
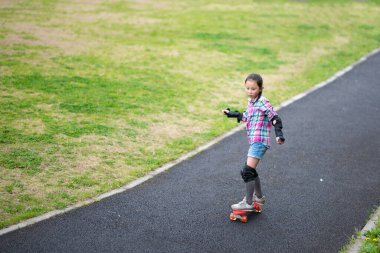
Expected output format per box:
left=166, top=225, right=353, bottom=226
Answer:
left=229, top=202, right=262, bottom=223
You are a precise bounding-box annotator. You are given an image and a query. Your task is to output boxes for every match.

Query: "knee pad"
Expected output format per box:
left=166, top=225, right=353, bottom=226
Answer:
left=240, top=165, right=258, bottom=183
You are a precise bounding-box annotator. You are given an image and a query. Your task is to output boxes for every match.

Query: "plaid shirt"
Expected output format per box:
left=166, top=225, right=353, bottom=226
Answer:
left=241, top=96, right=277, bottom=147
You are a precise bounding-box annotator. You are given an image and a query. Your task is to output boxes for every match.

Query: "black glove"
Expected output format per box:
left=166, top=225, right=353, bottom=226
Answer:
left=271, top=115, right=285, bottom=142
left=224, top=108, right=243, bottom=123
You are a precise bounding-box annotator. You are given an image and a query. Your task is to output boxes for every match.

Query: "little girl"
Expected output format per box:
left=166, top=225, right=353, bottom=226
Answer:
left=223, top=73, right=285, bottom=211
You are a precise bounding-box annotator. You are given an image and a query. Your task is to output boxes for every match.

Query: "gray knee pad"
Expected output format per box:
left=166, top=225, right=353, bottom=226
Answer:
left=241, top=165, right=258, bottom=183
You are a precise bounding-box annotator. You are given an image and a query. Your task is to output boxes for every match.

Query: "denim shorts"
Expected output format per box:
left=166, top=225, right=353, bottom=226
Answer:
left=247, top=142, right=269, bottom=160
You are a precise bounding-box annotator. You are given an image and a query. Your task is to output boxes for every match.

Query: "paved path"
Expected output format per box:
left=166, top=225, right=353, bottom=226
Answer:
left=1, top=51, right=380, bottom=253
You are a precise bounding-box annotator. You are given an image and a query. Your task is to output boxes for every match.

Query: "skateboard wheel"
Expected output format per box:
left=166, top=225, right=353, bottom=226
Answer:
left=230, top=213, right=237, bottom=221
left=254, top=203, right=262, bottom=213
left=240, top=216, right=248, bottom=223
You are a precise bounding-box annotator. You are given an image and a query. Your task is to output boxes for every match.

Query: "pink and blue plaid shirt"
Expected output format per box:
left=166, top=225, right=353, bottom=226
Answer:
left=241, top=96, right=277, bottom=147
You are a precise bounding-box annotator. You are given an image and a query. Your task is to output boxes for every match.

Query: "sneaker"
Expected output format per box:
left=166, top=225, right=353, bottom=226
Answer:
left=253, top=195, right=265, bottom=212
left=253, top=195, right=266, bottom=205
left=231, top=197, right=254, bottom=210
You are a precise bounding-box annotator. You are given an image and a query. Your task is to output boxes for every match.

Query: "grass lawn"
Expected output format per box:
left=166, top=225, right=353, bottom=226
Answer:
left=1, top=0, right=380, bottom=229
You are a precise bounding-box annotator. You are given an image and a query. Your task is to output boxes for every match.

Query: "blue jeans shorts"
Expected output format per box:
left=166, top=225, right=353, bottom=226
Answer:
left=247, top=142, right=269, bottom=160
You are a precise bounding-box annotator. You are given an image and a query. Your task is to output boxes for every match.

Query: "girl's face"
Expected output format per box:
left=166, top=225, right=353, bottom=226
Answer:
left=245, top=80, right=262, bottom=100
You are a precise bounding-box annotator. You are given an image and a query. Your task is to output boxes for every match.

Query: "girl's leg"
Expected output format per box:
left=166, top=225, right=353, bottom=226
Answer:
left=246, top=156, right=260, bottom=168
left=254, top=176, right=263, bottom=198
left=245, top=157, right=262, bottom=205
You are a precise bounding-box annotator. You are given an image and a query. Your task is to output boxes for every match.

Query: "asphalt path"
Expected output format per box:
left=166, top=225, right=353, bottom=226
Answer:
left=1, top=51, right=380, bottom=253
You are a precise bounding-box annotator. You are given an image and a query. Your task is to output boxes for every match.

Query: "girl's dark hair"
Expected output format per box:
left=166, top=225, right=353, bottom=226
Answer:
left=245, top=73, right=263, bottom=87
left=245, top=73, right=263, bottom=99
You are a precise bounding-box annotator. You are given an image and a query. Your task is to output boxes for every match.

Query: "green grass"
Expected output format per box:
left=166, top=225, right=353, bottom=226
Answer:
left=1, top=0, right=380, bottom=229
left=340, top=232, right=361, bottom=253
left=339, top=211, right=380, bottom=253
left=361, top=216, right=380, bottom=253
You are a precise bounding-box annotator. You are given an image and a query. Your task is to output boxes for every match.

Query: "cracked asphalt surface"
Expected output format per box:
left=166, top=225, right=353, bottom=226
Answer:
left=1, top=51, right=380, bottom=252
